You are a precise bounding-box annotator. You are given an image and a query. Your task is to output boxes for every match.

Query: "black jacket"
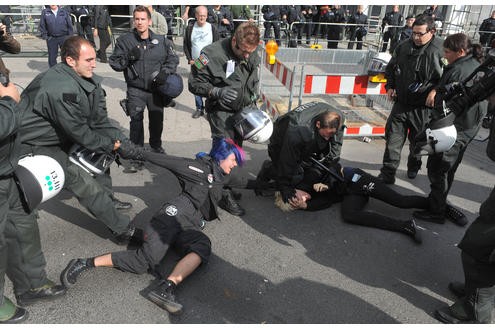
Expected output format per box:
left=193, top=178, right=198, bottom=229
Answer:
left=109, top=29, right=179, bottom=91
left=183, top=21, right=220, bottom=62
left=92, top=5, right=111, bottom=29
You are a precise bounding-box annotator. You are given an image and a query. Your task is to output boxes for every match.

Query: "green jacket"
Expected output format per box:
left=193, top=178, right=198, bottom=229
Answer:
left=229, top=5, right=252, bottom=19
left=0, top=96, right=22, bottom=176
left=188, top=37, right=260, bottom=113
left=19, top=63, right=126, bottom=154
left=385, top=35, right=444, bottom=109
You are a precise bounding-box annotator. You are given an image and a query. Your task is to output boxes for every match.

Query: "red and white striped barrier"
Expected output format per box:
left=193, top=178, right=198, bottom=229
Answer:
left=304, top=75, right=387, bottom=95
left=264, top=59, right=294, bottom=91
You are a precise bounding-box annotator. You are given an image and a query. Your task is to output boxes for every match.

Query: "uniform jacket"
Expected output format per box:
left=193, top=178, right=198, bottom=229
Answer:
left=479, top=17, right=495, bottom=44
left=261, top=5, right=282, bottom=21
left=93, top=5, right=112, bottom=29
left=18, top=63, right=126, bottom=154
left=207, top=6, right=233, bottom=38
left=281, top=5, right=302, bottom=24
left=39, top=7, right=73, bottom=39
left=0, top=96, right=22, bottom=176
left=188, top=37, right=260, bottom=113
left=109, top=29, right=179, bottom=91
left=381, top=10, right=404, bottom=34
left=144, top=152, right=246, bottom=221
left=385, top=35, right=444, bottom=109
left=436, top=55, right=487, bottom=135
left=229, top=5, right=252, bottom=20
left=183, top=21, right=219, bottom=62
left=348, top=11, right=368, bottom=34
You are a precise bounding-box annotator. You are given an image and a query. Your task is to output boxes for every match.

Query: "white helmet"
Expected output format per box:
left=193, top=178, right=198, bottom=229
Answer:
left=233, top=107, right=274, bottom=144
left=15, top=155, right=65, bottom=212
left=415, top=114, right=457, bottom=155
left=69, top=144, right=115, bottom=176
left=368, top=52, right=391, bottom=76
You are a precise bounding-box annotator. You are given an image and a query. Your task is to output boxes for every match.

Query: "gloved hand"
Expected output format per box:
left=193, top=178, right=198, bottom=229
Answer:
left=153, top=70, right=169, bottom=86
left=210, top=87, right=238, bottom=105
left=116, top=139, right=145, bottom=161
left=280, top=187, right=296, bottom=203
left=128, top=47, right=141, bottom=62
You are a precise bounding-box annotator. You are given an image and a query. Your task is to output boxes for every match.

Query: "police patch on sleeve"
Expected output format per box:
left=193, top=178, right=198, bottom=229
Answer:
left=165, top=205, right=178, bottom=216
left=207, top=174, right=213, bottom=183
left=194, top=53, right=209, bottom=69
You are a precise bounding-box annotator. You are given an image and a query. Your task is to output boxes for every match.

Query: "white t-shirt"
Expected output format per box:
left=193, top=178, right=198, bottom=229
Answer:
left=191, top=22, right=213, bottom=60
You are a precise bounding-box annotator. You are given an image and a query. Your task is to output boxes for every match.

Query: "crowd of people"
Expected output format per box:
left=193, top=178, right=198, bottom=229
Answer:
left=1, top=4, right=495, bottom=325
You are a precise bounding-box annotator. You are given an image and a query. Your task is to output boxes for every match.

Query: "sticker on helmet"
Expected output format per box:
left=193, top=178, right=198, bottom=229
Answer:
left=165, top=205, right=178, bottom=216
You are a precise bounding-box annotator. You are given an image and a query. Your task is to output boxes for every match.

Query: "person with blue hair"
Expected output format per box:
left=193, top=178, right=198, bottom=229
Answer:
left=60, top=138, right=248, bottom=315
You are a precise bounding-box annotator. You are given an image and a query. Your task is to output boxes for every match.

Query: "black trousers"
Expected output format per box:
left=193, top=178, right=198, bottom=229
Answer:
left=341, top=168, right=428, bottom=232
left=263, top=21, right=281, bottom=45
left=96, top=27, right=111, bottom=62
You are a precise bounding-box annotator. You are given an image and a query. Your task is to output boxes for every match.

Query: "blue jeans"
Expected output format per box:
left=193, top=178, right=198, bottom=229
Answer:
left=195, top=95, right=204, bottom=111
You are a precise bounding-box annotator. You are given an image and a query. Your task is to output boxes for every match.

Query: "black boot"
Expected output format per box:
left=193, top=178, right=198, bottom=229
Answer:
left=60, top=258, right=93, bottom=288
left=402, top=219, right=422, bottom=244
left=16, top=280, right=66, bottom=306
left=444, top=204, right=468, bottom=226
left=146, top=280, right=183, bottom=314
left=0, top=297, right=29, bottom=324
left=218, top=189, right=245, bottom=216
left=413, top=210, right=446, bottom=224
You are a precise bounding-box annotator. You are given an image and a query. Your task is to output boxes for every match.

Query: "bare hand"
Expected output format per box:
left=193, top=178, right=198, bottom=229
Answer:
left=387, top=88, right=397, bottom=101
left=0, top=23, right=6, bottom=36
left=0, top=82, right=20, bottom=103
left=288, top=196, right=307, bottom=209
left=113, top=140, right=121, bottom=151
left=425, top=89, right=436, bottom=108
left=313, top=183, right=329, bottom=192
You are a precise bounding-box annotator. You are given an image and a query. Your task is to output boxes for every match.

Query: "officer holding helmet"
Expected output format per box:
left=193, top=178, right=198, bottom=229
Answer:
left=188, top=21, right=261, bottom=216
left=0, top=24, right=66, bottom=323
left=110, top=5, right=179, bottom=172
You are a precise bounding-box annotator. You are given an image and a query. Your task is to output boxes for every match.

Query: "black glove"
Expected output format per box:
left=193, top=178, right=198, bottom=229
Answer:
left=280, top=187, right=296, bottom=203
left=128, top=47, right=141, bottom=62
left=210, top=87, right=238, bottom=110
left=117, top=139, right=145, bottom=161
left=153, top=70, right=169, bottom=86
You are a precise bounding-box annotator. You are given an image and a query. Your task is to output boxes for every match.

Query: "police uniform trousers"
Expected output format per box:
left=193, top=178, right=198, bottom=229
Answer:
left=0, top=176, right=49, bottom=302
left=341, top=168, right=428, bottom=231
left=426, top=128, right=478, bottom=214
left=96, top=27, right=111, bottom=62
left=47, top=35, right=69, bottom=67
left=381, top=104, right=429, bottom=179
left=19, top=145, right=130, bottom=234
left=127, top=86, right=166, bottom=150
left=263, top=21, right=281, bottom=46
left=207, top=110, right=244, bottom=146
left=111, top=194, right=211, bottom=275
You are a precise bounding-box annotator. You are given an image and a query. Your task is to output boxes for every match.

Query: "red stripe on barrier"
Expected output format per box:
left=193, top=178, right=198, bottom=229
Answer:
left=281, top=67, right=288, bottom=86
left=326, top=76, right=341, bottom=94
left=380, top=81, right=387, bottom=94
left=304, top=75, right=313, bottom=94
left=345, top=127, right=361, bottom=135
left=353, top=76, right=369, bottom=94
left=372, top=127, right=386, bottom=134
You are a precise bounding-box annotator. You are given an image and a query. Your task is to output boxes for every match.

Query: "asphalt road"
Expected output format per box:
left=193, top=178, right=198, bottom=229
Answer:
left=2, top=39, right=495, bottom=324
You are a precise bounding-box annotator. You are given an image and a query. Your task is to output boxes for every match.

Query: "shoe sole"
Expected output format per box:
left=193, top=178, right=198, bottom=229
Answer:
left=146, top=291, right=183, bottom=314
left=60, top=259, right=79, bottom=288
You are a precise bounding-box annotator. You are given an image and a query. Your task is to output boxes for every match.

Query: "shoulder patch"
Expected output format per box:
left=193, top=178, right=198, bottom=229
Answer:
left=63, top=93, right=79, bottom=103
left=194, top=53, right=209, bottom=69
left=165, top=205, right=178, bottom=216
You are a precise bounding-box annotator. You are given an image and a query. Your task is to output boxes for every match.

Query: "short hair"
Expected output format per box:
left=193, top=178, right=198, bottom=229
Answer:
left=413, top=14, right=435, bottom=31
left=61, top=36, right=93, bottom=63
left=196, top=138, right=246, bottom=167
left=133, top=5, right=151, bottom=19
left=234, top=22, right=260, bottom=47
left=443, top=33, right=471, bottom=53
left=315, top=111, right=341, bottom=130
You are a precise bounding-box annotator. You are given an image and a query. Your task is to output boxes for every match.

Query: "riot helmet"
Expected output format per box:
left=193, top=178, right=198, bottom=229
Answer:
left=368, top=52, right=391, bottom=83
left=151, top=71, right=184, bottom=99
left=69, top=144, right=115, bottom=176
left=414, top=113, right=457, bottom=155
left=233, top=106, right=274, bottom=144
left=14, top=155, right=65, bottom=212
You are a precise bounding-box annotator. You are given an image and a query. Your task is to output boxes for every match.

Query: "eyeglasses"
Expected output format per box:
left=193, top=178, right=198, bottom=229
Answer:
left=235, top=42, right=255, bottom=55
left=412, top=31, right=430, bottom=37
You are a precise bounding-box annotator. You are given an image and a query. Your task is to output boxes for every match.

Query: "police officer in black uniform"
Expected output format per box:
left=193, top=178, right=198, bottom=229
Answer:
left=61, top=138, right=251, bottom=315
left=479, top=10, right=495, bottom=48
left=261, top=5, right=282, bottom=45
left=188, top=22, right=261, bottom=216
left=379, top=15, right=444, bottom=184
left=325, top=5, right=346, bottom=49
left=347, top=5, right=368, bottom=50
left=301, top=5, right=316, bottom=45
left=381, top=5, right=403, bottom=53
left=156, top=5, right=176, bottom=41
left=69, top=5, right=95, bottom=47
left=281, top=5, right=302, bottom=48
left=110, top=6, right=179, bottom=172
left=207, top=5, right=234, bottom=39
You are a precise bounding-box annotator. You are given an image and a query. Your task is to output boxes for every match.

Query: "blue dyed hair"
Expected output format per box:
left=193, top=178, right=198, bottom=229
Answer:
left=196, top=138, right=245, bottom=167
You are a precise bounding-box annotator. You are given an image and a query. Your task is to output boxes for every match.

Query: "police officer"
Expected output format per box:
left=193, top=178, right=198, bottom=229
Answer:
left=60, top=138, right=250, bottom=315
left=207, top=5, right=233, bottom=39
left=110, top=6, right=179, bottom=172
left=0, top=26, right=66, bottom=323
left=300, top=5, right=316, bottom=45
left=18, top=36, right=143, bottom=245
left=281, top=5, right=303, bottom=48
left=229, top=5, right=253, bottom=32
left=69, top=5, right=95, bottom=47
left=256, top=101, right=345, bottom=203
left=413, top=33, right=487, bottom=226
left=325, top=5, right=346, bottom=49
left=261, top=5, right=282, bottom=45
left=92, top=5, right=112, bottom=63
left=395, top=15, right=415, bottom=46
left=156, top=5, right=176, bottom=41
left=347, top=5, right=368, bottom=50
left=188, top=21, right=260, bottom=216
left=381, top=5, right=403, bottom=53
left=378, top=15, right=444, bottom=184
left=479, top=10, right=495, bottom=48
left=39, top=5, right=73, bottom=67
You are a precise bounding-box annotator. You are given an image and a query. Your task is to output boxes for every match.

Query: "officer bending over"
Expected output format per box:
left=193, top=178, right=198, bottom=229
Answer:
left=61, top=138, right=252, bottom=315
left=256, top=101, right=344, bottom=204
left=18, top=36, right=144, bottom=245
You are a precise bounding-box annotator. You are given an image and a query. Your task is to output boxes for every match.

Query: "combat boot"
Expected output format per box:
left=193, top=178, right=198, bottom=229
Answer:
left=16, top=280, right=66, bottom=306
left=377, top=172, right=395, bottom=185
left=146, top=280, right=183, bottom=314
left=0, top=297, right=28, bottom=324
left=401, top=219, right=422, bottom=244
left=445, top=204, right=468, bottom=226
left=218, top=189, right=245, bottom=216
left=60, top=258, right=93, bottom=288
